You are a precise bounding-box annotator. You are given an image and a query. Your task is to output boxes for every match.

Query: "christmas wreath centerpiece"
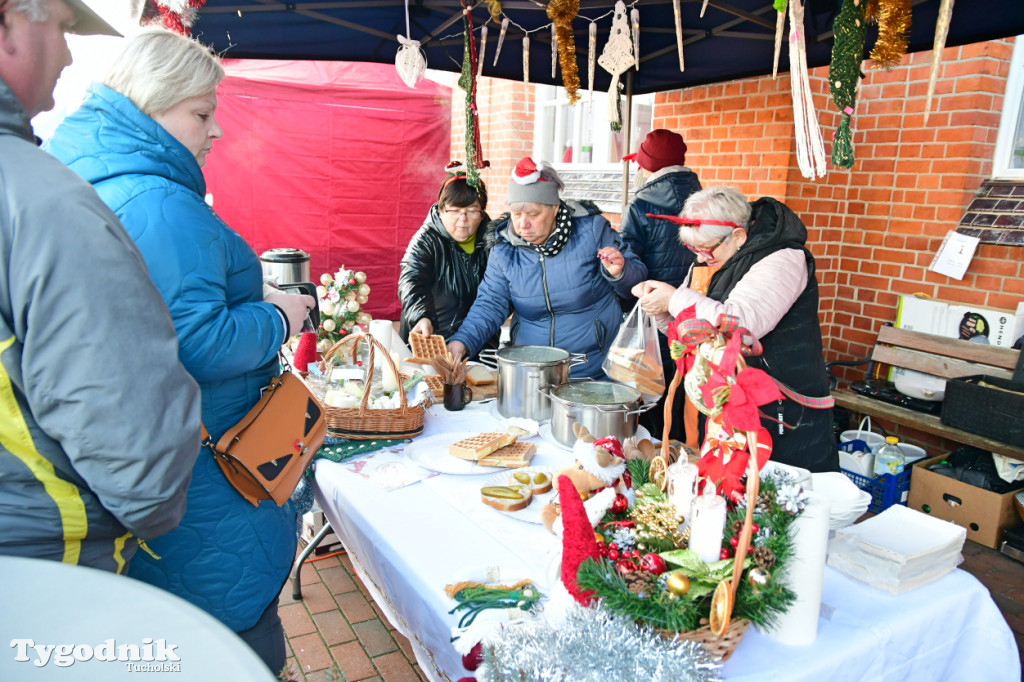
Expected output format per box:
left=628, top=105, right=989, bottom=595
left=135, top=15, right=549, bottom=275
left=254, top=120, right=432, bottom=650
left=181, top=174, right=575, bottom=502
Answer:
left=315, top=267, right=373, bottom=351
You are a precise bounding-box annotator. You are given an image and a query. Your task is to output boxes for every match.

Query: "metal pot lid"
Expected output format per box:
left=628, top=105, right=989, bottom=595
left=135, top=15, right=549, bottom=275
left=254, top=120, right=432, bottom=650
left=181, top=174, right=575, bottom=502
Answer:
left=551, top=381, right=641, bottom=405
left=496, top=345, right=570, bottom=364
left=260, top=248, right=310, bottom=263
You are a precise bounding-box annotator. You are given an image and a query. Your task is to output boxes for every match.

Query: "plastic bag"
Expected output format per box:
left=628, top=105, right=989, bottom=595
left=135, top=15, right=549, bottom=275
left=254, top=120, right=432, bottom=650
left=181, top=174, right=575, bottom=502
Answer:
left=602, top=301, right=666, bottom=402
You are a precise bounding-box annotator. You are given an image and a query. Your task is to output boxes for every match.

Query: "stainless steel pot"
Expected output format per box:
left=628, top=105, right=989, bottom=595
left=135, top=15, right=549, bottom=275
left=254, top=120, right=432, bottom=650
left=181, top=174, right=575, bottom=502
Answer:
left=480, top=346, right=585, bottom=421
left=260, top=248, right=310, bottom=285
left=540, top=381, right=653, bottom=447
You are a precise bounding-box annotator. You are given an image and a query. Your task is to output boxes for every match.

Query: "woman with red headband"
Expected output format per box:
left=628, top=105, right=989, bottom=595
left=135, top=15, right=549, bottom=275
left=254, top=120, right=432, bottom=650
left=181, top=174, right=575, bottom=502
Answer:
left=398, top=164, right=499, bottom=355
left=634, top=186, right=837, bottom=473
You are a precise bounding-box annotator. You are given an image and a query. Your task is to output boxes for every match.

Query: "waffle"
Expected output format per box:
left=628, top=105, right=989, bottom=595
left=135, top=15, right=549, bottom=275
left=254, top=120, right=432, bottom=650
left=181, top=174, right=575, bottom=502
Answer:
left=478, top=442, right=537, bottom=468
left=421, top=374, right=444, bottom=400
left=449, top=432, right=517, bottom=461
left=407, top=333, right=452, bottom=366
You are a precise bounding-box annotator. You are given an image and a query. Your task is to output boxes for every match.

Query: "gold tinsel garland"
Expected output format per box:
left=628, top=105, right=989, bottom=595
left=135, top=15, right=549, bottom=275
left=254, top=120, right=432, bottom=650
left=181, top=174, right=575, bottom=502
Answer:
left=869, top=0, right=912, bottom=69
left=546, top=0, right=581, bottom=104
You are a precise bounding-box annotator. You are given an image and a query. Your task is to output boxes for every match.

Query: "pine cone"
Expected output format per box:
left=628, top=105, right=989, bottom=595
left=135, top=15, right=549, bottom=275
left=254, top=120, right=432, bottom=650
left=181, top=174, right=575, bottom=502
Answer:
left=756, top=491, right=773, bottom=510
left=731, top=519, right=745, bottom=536
left=624, top=571, right=656, bottom=596
left=753, top=545, right=776, bottom=571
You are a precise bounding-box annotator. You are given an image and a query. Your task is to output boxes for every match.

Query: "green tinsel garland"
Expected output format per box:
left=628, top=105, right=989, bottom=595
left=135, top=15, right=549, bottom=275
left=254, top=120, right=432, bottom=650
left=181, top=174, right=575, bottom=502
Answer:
left=578, top=475, right=797, bottom=632
left=828, top=0, right=868, bottom=169
left=458, top=14, right=483, bottom=187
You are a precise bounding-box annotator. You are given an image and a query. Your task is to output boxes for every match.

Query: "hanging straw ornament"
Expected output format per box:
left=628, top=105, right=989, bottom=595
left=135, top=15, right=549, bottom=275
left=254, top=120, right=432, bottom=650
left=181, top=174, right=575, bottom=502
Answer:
left=672, top=0, right=685, bottom=72
left=598, top=1, right=635, bottom=131
left=588, top=22, right=597, bottom=106
left=869, top=0, right=912, bottom=69
left=478, top=24, right=488, bottom=77
left=924, top=0, right=955, bottom=125
left=773, top=0, right=787, bottom=78
left=523, top=35, right=531, bottom=84
left=494, top=17, right=509, bottom=66
left=828, top=0, right=868, bottom=169
left=396, top=0, right=426, bottom=88
left=551, top=24, right=559, bottom=79
left=788, top=0, right=826, bottom=178
left=631, top=9, right=641, bottom=71
left=547, top=0, right=582, bottom=104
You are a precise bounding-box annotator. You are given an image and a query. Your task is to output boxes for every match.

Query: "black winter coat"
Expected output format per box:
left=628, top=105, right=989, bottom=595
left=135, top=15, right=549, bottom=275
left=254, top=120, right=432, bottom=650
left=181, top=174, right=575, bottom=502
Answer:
left=398, top=205, right=499, bottom=353
left=705, top=197, right=838, bottom=473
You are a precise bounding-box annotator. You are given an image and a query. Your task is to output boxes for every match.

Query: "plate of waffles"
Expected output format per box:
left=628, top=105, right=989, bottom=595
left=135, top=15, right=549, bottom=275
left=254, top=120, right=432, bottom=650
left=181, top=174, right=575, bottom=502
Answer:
left=404, top=432, right=513, bottom=475
left=406, top=333, right=451, bottom=366
left=480, top=467, right=555, bottom=524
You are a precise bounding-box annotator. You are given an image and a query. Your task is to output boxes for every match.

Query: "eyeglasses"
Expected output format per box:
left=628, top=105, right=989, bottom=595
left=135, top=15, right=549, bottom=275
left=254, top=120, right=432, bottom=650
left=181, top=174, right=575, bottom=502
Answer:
left=444, top=208, right=483, bottom=219
left=684, top=234, right=730, bottom=259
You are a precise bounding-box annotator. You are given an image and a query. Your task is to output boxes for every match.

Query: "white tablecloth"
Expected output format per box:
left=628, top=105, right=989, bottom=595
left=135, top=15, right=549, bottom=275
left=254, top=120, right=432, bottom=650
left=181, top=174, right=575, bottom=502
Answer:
left=314, top=402, right=1020, bottom=682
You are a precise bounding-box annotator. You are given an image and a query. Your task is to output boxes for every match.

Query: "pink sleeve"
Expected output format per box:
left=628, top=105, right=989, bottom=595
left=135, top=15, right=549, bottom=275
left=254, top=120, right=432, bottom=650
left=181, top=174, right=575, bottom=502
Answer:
left=667, top=249, right=808, bottom=340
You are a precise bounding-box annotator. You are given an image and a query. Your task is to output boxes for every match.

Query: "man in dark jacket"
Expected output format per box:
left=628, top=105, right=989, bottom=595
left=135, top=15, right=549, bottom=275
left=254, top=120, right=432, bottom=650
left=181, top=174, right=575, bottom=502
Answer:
left=620, top=129, right=702, bottom=442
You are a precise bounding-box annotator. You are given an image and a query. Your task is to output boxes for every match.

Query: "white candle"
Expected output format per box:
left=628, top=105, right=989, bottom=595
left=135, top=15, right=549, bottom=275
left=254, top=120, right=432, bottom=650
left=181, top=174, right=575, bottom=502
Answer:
left=382, top=352, right=401, bottom=392
left=667, top=462, right=699, bottom=524
left=688, top=492, right=727, bottom=564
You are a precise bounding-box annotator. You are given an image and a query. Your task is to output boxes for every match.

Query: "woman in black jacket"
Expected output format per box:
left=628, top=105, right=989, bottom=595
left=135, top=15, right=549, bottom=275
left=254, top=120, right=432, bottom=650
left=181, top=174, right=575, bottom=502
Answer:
left=398, top=169, right=498, bottom=355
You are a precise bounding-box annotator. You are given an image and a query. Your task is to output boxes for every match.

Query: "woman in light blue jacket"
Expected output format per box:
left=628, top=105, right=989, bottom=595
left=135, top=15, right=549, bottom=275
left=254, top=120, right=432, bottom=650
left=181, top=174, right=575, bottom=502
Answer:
left=447, top=158, right=647, bottom=378
left=46, top=29, right=313, bottom=674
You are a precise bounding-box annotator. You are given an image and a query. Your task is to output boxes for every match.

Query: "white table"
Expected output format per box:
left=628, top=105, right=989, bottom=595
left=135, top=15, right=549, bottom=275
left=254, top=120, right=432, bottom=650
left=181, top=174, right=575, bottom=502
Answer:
left=0, top=555, right=276, bottom=681
left=314, top=402, right=1020, bottom=682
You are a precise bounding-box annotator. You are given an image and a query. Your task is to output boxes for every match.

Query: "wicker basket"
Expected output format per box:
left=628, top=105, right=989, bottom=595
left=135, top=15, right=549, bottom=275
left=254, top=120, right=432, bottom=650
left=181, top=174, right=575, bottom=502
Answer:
left=318, top=333, right=425, bottom=440
left=660, top=617, right=749, bottom=661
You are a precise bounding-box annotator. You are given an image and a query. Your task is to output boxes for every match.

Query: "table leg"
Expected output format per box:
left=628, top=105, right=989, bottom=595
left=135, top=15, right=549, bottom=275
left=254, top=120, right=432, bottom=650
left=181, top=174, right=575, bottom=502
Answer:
left=291, top=522, right=336, bottom=600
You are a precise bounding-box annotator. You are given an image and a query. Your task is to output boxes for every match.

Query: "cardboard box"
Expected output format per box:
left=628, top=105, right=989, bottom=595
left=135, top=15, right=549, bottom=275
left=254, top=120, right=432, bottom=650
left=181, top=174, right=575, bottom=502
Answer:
left=895, top=294, right=1024, bottom=348
left=907, top=455, right=1022, bottom=549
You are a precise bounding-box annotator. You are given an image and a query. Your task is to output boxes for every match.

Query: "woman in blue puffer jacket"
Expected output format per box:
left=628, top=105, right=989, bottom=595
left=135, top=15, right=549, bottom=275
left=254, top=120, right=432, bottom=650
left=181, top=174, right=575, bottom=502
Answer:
left=46, top=30, right=314, bottom=674
left=447, top=158, right=647, bottom=378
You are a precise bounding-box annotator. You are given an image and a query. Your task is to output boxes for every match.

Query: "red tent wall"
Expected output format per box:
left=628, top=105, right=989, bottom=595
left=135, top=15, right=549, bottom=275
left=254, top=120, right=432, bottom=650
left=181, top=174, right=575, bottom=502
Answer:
left=203, top=60, right=452, bottom=320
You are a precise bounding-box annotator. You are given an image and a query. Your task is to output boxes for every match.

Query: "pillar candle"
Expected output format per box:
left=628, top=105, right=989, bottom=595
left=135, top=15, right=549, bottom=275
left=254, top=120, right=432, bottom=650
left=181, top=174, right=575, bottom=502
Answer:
left=667, top=462, right=699, bottom=524
left=688, top=492, right=727, bottom=564
left=382, top=352, right=402, bottom=393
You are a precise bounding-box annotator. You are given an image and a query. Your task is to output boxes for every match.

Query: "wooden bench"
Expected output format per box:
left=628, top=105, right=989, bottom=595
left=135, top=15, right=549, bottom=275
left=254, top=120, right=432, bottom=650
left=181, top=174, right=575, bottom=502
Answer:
left=827, top=325, right=1024, bottom=461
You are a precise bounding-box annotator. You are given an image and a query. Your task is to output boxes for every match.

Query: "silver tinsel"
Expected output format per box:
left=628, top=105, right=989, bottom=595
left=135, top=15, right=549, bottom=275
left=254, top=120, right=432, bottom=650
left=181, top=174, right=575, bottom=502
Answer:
left=473, top=602, right=722, bottom=682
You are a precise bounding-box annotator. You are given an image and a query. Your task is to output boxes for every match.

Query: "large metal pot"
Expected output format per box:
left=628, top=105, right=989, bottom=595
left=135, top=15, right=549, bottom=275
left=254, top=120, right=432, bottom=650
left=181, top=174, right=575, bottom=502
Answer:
left=260, top=248, right=310, bottom=285
left=481, top=346, right=585, bottom=421
left=540, top=381, right=652, bottom=447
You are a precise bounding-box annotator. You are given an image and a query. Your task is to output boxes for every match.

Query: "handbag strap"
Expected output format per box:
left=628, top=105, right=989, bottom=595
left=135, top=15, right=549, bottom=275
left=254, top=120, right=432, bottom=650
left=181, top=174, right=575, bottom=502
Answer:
left=201, top=375, right=285, bottom=455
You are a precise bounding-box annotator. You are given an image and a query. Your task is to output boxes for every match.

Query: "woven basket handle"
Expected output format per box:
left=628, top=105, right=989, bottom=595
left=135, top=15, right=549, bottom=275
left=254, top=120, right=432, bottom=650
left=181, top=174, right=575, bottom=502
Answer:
left=319, top=332, right=409, bottom=415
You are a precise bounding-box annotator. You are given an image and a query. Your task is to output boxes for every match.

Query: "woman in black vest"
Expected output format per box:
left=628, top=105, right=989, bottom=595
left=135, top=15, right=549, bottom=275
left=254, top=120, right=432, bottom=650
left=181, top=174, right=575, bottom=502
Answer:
left=634, top=186, right=838, bottom=473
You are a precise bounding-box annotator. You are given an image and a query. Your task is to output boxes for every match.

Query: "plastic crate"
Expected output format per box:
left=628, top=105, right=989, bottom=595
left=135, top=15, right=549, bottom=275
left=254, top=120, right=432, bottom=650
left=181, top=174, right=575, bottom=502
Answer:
left=841, top=467, right=913, bottom=514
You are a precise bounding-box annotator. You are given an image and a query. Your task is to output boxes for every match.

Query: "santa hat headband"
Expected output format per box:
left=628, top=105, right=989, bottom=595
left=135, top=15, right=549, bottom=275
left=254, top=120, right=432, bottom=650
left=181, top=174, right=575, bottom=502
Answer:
left=571, top=440, right=626, bottom=485
left=508, top=157, right=561, bottom=206
left=645, top=214, right=742, bottom=229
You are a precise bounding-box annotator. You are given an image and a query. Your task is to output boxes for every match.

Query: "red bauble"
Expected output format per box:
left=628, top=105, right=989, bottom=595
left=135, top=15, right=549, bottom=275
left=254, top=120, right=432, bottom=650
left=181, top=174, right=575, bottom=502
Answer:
left=720, top=548, right=732, bottom=560
left=615, top=559, right=639, bottom=575
left=611, top=494, right=629, bottom=514
left=729, top=536, right=740, bottom=548
left=639, top=553, right=667, bottom=575
left=608, top=549, right=619, bottom=561
left=461, top=642, right=483, bottom=671
left=349, top=278, right=357, bottom=285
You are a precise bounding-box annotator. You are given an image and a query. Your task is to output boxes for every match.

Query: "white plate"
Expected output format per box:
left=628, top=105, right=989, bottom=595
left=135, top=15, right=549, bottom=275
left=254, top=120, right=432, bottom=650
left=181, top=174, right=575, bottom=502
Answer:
left=480, top=467, right=555, bottom=524
left=403, top=432, right=504, bottom=475
left=538, top=423, right=652, bottom=451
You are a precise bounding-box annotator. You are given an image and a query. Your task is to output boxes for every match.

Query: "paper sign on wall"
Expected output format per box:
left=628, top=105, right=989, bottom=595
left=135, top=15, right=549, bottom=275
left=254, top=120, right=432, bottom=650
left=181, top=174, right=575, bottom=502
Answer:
left=928, top=230, right=980, bottom=280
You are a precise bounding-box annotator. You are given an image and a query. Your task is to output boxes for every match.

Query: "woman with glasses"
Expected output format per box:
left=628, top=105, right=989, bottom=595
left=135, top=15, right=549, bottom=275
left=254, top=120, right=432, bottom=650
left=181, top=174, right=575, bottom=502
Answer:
left=634, top=186, right=837, bottom=473
left=446, top=157, right=647, bottom=379
left=398, top=165, right=499, bottom=355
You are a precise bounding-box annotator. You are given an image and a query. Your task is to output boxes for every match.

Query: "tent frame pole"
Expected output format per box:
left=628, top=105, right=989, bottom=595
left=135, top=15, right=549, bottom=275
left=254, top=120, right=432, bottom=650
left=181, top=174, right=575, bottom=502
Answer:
left=620, top=69, right=634, bottom=217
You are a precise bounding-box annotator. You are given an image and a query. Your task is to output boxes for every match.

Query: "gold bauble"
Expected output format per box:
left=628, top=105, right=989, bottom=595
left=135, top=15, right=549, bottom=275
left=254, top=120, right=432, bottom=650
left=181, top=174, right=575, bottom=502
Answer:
left=666, top=572, right=691, bottom=596
left=747, top=567, right=772, bottom=594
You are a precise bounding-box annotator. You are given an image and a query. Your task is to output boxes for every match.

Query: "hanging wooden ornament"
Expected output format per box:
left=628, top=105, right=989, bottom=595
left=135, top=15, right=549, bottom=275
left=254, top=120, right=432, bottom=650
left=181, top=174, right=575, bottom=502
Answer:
left=598, top=0, right=635, bottom=130
left=672, top=0, right=685, bottom=72
left=523, top=35, right=531, bottom=84
left=700, top=0, right=710, bottom=17
left=924, top=0, right=955, bottom=125
left=547, top=0, right=581, bottom=103
left=588, top=21, right=597, bottom=106
left=478, top=25, right=488, bottom=77
left=631, top=9, right=641, bottom=71
left=773, top=0, right=787, bottom=79
left=828, top=0, right=868, bottom=169
left=551, top=24, right=559, bottom=79
left=869, top=0, right=912, bottom=69
left=788, top=0, right=826, bottom=178
left=396, top=36, right=427, bottom=88
left=494, top=17, right=509, bottom=66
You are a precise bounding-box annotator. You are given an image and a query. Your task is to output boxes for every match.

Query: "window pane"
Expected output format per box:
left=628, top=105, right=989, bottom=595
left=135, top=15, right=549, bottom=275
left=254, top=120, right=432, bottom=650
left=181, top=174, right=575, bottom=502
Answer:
left=540, top=105, right=556, bottom=163
left=1012, top=95, right=1024, bottom=169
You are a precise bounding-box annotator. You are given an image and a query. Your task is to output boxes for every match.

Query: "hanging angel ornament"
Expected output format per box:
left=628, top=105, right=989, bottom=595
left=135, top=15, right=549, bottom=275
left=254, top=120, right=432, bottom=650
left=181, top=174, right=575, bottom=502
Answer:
left=598, top=1, right=635, bottom=130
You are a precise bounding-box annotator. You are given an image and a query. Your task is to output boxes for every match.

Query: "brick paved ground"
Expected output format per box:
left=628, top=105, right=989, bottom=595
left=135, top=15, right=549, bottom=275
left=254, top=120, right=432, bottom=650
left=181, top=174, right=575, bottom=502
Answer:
left=280, top=538, right=1023, bottom=680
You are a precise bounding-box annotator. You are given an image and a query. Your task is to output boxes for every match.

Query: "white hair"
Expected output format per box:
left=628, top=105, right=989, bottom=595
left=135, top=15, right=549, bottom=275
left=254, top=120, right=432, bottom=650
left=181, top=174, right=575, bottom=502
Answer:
left=678, top=186, right=751, bottom=246
left=102, top=28, right=224, bottom=117
left=5, top=0, right=49, bottom=20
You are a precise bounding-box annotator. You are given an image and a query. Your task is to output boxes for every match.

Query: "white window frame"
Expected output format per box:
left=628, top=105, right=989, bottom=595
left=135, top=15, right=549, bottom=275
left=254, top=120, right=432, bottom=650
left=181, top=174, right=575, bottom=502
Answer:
left=532, top=84, right=655, bottom=170
left=993, top=36, right=1024, bottom=179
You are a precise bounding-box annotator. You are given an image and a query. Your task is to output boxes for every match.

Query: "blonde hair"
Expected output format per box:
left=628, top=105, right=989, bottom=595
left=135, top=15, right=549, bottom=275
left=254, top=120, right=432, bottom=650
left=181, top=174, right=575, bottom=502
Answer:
left=103, top=28, right=224, bottom=117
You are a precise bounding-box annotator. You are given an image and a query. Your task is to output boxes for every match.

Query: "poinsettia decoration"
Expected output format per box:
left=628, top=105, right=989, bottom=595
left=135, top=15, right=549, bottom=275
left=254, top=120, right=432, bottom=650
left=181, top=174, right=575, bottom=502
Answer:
left=697, top=422, right=773, bottom=501
left=139, top=0, right=207, bottom=35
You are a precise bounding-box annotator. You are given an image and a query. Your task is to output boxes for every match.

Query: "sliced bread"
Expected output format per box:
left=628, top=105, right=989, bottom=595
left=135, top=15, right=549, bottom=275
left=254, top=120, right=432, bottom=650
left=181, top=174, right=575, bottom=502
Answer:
left=480, top=484, right=533, bottom=512
left=510, top=469, right=552, bottom=494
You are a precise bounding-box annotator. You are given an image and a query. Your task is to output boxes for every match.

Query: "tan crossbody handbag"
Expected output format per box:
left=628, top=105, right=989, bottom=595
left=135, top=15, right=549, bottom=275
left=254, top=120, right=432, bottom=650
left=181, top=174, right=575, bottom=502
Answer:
left=202, top=372, right=327, bottom=506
